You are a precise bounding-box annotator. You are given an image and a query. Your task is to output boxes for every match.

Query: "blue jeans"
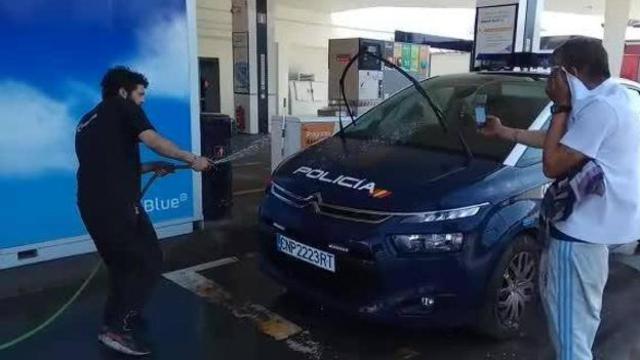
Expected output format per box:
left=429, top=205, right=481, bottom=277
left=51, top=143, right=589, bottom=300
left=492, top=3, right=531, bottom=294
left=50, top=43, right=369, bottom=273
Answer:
left=540, top=238, right=609, bottom=360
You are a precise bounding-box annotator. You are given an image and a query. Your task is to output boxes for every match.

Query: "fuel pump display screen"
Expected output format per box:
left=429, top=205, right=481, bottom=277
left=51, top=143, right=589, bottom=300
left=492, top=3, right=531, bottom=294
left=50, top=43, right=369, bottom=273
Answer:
left=359, top=40, right=383, bottom=71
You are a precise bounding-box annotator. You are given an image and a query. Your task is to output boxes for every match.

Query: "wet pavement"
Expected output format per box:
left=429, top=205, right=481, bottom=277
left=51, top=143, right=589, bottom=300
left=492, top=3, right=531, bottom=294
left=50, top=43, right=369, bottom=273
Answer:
left=3, top=134, right=640, bottom=359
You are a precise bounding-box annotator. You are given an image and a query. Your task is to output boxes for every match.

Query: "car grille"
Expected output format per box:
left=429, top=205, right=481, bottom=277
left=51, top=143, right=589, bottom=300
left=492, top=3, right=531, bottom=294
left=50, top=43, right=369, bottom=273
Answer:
left=270, top=183, right=392, bottom=224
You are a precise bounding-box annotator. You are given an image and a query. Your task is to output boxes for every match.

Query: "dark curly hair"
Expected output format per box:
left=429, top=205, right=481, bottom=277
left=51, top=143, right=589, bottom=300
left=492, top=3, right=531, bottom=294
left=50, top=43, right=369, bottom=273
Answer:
left=100, top=66, right=149, bottom=100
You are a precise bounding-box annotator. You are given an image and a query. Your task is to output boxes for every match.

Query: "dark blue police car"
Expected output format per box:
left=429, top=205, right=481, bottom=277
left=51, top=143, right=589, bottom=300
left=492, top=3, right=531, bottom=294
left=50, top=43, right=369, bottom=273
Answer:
left=259, top=72, right=640, bottom=338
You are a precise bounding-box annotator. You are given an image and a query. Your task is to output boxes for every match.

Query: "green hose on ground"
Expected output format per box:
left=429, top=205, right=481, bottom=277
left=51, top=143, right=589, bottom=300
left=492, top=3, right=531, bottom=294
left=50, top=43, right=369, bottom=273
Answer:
left=0, top=163, right=200, bottom=352
left=0, top=262, right=102, bottom=351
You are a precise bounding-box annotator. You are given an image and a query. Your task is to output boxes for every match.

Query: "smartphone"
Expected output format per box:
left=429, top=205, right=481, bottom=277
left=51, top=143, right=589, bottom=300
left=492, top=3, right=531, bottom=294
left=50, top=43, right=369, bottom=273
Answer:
left=474, top=94, right=488, bottom=128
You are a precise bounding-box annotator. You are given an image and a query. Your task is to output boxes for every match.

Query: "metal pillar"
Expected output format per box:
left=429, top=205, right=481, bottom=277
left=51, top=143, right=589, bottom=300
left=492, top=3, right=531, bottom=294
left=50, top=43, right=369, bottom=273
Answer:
left=603, top=0, right=631, bottom=77
left=232, top=0, right=272, bottom=134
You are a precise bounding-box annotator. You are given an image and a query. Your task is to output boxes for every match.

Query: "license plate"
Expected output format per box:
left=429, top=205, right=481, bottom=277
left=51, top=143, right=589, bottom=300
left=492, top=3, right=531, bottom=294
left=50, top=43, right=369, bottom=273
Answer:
left=277, top=234, right=336, bottom=272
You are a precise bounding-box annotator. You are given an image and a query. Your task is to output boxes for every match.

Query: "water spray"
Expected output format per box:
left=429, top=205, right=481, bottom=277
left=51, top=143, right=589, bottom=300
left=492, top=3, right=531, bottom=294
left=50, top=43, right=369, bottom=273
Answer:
left=205, top=136, right=271, bottom=166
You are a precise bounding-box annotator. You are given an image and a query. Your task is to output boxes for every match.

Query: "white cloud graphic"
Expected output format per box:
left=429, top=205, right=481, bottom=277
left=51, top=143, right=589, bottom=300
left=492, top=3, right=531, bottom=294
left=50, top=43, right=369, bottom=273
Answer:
left=0, top=81, right=77, bottom=177
left=63, top=80, right=101, bottom=107
left=0, top=15, right=190, bottom=177
left=124, top=15, right=190, bottom=99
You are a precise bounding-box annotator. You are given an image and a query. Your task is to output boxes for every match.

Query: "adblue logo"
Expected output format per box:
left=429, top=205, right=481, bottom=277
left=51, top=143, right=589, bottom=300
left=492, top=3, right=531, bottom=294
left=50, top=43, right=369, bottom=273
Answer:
left=143, top=193, right=189, bottom=213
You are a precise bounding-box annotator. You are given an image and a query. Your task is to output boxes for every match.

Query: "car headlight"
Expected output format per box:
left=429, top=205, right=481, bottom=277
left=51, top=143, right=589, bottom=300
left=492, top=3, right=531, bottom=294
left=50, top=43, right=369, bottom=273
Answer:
left=401, top=203, right=488, bottom=223
left=391, top=233, right=464, bottom=254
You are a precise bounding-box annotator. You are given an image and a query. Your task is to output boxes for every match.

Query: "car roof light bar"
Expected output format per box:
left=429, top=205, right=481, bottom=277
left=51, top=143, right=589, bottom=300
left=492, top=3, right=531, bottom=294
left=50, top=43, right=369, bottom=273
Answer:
left=474, top=52, right=553, bottom=72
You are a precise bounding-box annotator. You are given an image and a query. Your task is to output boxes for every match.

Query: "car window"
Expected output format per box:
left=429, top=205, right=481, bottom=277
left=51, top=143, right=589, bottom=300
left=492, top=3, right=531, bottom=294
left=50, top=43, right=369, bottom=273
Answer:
left=516, top=117, right=551, bottom=167
left=516, top=118, right=550, bottom=167
left=342, top=74, right=549, bottom=162
left=516, top=87, right=640, bottom=167
left=517, top=146, right=542, bottom=167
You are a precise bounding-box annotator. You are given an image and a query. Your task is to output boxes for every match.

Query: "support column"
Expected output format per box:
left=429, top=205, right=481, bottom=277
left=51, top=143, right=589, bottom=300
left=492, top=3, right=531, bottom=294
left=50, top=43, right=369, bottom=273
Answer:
left=603, top=0, right=631, bottom=77
left=276, top=41, right=290, bottom=118
left=267, top=0, right=278, bottom=133
left=232, top=0, right=272, bottom=134
left=523, top=0, right=544, bottom=52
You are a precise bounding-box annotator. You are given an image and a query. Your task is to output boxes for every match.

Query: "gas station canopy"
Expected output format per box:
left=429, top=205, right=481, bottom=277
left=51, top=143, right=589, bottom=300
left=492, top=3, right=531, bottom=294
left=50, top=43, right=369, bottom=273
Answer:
left=278, top=0, right=640, bottom=19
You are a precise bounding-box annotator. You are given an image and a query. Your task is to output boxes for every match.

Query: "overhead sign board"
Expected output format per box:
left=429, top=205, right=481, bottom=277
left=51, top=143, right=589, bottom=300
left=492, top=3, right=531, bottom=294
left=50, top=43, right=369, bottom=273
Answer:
left=475, top=4, right=518, bottom=55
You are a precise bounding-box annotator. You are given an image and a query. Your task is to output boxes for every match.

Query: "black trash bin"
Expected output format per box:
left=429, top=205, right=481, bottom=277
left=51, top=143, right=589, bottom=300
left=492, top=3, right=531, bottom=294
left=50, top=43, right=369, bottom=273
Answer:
left=200, top=113, right=233, bottom=221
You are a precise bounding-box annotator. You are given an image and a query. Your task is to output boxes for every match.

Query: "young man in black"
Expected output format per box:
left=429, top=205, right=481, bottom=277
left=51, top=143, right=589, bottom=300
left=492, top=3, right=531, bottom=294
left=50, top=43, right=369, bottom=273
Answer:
left=75, top=67, right=210, bottom=356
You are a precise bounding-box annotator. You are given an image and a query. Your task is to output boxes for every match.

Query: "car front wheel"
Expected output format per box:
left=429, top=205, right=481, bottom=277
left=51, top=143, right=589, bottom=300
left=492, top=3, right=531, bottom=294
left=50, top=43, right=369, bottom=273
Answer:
left=477, top=233, right=540, bottom=339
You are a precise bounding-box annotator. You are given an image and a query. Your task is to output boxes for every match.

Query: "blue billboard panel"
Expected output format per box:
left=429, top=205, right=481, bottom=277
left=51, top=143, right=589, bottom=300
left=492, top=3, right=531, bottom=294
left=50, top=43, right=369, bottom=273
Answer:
left=0, top=0, right=196, bottom=251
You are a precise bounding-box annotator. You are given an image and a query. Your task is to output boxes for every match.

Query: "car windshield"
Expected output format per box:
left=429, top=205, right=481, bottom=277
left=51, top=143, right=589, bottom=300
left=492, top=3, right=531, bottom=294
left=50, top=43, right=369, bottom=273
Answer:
left=342, top=73, right=550, bottom=162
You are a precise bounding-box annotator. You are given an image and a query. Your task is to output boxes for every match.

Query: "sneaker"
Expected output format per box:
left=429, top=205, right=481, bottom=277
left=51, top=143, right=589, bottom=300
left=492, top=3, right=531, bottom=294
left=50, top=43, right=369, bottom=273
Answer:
left=98, top=329, right=151, bottom=356
left=122, top=310, right=149, bottom=333
left=129, top=313, right=149, bottom=332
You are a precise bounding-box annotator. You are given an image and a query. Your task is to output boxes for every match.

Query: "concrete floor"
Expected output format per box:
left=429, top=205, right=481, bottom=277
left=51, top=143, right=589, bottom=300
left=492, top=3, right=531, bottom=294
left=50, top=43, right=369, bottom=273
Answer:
left=2, top=134, right=640, bottom=359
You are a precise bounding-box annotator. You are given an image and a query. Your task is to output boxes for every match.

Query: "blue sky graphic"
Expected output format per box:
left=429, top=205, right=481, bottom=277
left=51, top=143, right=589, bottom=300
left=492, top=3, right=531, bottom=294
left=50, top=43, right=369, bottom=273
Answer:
left=0, top=0, right=194, bottom=248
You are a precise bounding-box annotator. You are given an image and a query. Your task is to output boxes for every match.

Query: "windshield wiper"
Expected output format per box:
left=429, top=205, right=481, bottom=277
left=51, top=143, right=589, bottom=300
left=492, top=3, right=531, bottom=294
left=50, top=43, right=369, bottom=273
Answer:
left=338, top=48, right=474, bottom=161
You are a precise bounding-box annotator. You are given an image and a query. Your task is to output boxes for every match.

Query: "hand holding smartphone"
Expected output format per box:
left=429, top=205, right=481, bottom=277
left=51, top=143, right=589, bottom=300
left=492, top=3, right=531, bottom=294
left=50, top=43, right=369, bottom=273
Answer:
left=474, top=94, right=488, bottom=128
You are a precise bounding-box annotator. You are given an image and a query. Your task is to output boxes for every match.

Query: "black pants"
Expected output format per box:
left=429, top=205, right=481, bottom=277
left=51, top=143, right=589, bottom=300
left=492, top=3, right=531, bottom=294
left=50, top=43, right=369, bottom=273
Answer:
left=79, top=202, right=163, bottom=331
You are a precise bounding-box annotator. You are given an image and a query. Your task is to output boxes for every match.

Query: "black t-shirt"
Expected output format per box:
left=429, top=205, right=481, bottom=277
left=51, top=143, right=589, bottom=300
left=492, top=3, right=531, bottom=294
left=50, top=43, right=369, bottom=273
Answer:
left=75, top=97, right=155, bottom=208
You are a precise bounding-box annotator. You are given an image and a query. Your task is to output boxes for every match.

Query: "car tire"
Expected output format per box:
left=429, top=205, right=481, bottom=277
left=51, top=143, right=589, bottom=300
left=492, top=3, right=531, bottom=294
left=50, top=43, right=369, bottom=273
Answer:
left=476, top=233, right=541, bottom=339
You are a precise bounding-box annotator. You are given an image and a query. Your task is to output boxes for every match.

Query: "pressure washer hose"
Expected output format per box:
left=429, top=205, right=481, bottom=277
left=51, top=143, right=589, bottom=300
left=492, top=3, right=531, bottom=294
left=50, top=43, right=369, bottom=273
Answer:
left=0, top=262, right=102, bottom=351
left=0, top=163, right=195, bottom=351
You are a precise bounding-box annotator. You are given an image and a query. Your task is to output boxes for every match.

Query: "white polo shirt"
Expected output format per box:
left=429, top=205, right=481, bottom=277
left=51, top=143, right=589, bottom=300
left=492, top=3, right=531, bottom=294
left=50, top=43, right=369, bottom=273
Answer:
left=554, top=78, right=640, bottom=244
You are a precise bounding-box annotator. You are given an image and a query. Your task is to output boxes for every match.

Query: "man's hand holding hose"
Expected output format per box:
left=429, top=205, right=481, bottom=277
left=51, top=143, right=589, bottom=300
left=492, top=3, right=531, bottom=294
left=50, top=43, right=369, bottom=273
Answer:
left=141, top=161, right=177, bottom=176
left=138, top=129, right=211, bottom=173
left=185, top=153, right=212, bottom=172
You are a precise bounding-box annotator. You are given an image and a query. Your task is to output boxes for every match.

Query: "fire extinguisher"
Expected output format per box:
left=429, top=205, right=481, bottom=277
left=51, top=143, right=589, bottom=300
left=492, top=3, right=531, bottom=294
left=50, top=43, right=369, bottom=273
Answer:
left=235, top=105, right=245, bottom=131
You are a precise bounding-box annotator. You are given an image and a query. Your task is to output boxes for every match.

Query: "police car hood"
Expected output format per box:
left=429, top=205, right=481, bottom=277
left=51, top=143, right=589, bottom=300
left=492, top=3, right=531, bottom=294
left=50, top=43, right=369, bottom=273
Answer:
left=272, top=137, right=503, bottom=212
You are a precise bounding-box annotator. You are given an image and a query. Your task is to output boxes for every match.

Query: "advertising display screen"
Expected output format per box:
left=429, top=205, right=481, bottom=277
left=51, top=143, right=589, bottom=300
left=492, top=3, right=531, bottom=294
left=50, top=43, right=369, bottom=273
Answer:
left=0, top=0, right=198, bottom=266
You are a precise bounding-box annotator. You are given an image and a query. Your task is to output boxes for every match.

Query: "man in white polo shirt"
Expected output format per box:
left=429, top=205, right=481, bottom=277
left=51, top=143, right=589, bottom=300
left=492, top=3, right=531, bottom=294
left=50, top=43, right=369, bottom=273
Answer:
left=481, top=37, right=640, bottom=359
